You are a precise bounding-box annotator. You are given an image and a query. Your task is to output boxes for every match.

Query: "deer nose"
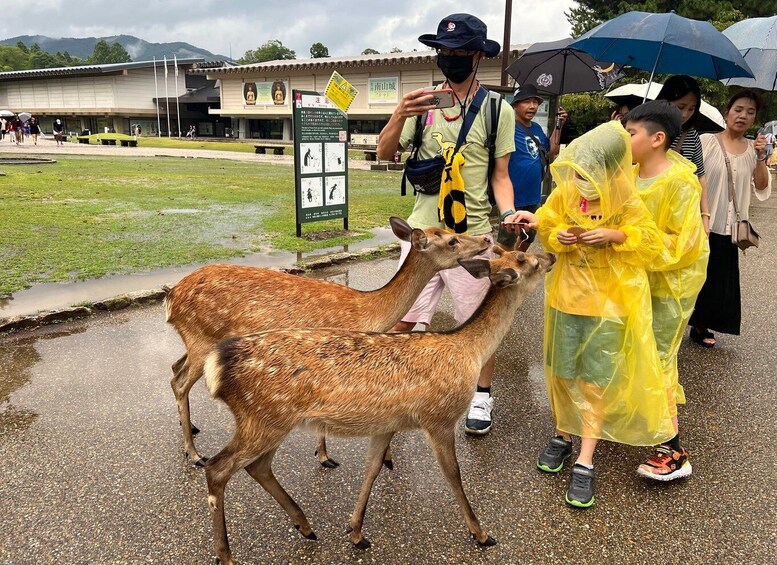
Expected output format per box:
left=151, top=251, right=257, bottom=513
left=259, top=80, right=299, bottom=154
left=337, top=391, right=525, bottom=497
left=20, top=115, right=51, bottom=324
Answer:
left=483, top=234, right=493, bottom=245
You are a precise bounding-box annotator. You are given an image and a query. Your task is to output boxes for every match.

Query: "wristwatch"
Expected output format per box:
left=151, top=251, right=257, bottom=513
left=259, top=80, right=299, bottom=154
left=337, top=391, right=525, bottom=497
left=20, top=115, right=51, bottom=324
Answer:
left=500, top=209, right=516, bottom=221
left=756, top=152, right=767, bottom=161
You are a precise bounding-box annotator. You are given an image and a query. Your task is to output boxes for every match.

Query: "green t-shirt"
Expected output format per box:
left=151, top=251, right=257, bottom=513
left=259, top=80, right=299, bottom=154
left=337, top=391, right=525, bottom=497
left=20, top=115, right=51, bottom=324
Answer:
left=399, top=92, right=516, bottom=235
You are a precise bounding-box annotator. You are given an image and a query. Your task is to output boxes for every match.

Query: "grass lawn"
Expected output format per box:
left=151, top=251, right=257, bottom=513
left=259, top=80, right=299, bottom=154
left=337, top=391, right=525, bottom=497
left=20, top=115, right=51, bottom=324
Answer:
left=0, top=154, right=412, bottom=297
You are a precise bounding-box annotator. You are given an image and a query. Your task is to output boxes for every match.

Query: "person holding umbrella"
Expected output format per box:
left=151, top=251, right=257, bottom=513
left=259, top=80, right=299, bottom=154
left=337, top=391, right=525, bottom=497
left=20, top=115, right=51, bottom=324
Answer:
left=656, top=75, right=711, bottom=234
left=690, top=89, right=771, bottom=347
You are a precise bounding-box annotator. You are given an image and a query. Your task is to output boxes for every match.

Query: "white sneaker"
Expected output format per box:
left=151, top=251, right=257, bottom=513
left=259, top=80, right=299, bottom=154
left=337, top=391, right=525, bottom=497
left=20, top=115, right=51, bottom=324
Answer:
left=465, top=392, right=493, bottom=435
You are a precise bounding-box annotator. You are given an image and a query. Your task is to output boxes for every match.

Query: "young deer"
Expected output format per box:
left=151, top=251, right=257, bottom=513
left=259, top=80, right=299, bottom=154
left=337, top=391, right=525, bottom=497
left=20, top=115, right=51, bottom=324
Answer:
left=202, top=249, right=554, bottom=562
left=165, top=217, right=491, bottom=466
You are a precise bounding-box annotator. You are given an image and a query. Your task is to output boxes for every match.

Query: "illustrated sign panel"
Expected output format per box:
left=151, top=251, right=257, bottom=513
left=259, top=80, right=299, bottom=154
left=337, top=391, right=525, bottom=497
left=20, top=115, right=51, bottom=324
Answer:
left=292, top=90, right=348, bottom=230
left=243, top=80, right=288, bottom=106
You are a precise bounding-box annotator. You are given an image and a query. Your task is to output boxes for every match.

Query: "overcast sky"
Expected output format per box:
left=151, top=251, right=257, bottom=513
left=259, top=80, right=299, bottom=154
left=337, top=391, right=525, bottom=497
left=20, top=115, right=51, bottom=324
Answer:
left=0, top=0, right=575, bottom=59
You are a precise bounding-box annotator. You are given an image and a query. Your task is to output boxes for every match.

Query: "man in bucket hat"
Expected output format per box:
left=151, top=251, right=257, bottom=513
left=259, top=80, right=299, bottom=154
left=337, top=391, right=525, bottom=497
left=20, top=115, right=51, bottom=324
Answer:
left=506, top=83, right=566, bottom=250
left=377, top=13, right=517, bottom=435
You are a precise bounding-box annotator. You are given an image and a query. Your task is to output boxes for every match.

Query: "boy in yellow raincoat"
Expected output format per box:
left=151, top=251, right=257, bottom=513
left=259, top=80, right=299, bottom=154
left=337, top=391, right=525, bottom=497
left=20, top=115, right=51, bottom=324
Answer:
left=505, top=121, right=673, bottom=507
left=624, top=101, right=709, bottom=481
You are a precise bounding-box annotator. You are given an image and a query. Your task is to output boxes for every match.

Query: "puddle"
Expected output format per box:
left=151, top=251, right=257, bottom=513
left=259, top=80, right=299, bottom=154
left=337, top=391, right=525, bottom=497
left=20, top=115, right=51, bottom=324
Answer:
left=0, top=227, right=399, bottom=319
left=158, top=208, right=200, bottom=215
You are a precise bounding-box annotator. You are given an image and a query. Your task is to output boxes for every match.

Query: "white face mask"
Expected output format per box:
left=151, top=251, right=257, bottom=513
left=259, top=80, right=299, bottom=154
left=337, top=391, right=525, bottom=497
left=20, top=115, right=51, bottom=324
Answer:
left=574, top=177, right=600, bottom=201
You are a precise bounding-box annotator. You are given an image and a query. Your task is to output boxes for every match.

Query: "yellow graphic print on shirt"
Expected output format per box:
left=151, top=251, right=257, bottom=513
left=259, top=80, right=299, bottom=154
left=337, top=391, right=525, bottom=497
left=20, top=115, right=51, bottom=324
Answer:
left=431, top=132, right=471, bottom=234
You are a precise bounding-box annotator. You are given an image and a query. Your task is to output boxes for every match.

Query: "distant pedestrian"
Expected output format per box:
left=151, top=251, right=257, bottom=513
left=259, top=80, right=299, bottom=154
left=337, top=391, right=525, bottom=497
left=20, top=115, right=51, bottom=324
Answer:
left=53, top=119, right=65, bottom=145
left=29, top=117, right=40, bottom=145
left=0, top=117, right=6, bottom=141
left=11, top=116, right=23, bottom=144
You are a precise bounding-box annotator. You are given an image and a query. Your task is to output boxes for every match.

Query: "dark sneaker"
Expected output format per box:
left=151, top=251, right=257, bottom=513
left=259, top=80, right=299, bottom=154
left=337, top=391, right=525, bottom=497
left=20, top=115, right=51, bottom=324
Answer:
left=565, top=464, right=595, bottom=508
left=464, top=392, right=493, bottom=435
left=537, top=436, right=573, bottom=473
left=637, top=445, right=692, bottom=481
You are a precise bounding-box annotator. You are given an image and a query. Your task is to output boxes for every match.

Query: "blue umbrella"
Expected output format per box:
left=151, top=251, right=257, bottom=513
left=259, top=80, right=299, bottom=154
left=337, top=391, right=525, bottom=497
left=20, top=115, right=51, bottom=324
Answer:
left=570, top=11, right=754, bottom=93
left=721, top=16, right=777, bottom=90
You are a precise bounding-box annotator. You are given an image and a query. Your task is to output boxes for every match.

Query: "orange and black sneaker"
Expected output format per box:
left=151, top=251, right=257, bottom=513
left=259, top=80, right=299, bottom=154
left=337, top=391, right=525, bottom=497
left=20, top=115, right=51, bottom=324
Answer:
left=637, top=445, right=692, bottom=481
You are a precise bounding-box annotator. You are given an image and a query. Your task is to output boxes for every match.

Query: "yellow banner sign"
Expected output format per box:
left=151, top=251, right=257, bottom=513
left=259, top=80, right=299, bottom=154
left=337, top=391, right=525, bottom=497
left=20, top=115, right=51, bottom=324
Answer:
left=324, top=71, right=358, bottom=113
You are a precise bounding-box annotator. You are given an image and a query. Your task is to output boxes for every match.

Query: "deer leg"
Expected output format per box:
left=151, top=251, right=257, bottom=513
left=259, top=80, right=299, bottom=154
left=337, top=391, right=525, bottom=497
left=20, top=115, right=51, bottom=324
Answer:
left=383, top=444, right=394, bottom=470
left=205, top=440, right=251, bottom=565
left=425, top=426, right=496, bottom=547
left=171, top=354, right=207, bottom=466
left=171, top=353, right=199, bottom=435
left=245, top=449, right=317, bottom=540
left=348, top=432, right=394, bottom=549
left=314, top=432, right=339, bottom=469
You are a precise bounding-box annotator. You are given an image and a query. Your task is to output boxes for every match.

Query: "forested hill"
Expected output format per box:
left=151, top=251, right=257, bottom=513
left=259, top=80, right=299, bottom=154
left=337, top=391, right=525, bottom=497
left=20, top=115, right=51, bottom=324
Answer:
left=0, top=35, right=228, bottom=62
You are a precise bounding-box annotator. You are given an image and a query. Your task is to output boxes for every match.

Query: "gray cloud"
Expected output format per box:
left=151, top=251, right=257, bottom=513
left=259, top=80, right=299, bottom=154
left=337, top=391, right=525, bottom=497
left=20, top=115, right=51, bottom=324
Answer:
left=0, top=0, right=574, bottom=60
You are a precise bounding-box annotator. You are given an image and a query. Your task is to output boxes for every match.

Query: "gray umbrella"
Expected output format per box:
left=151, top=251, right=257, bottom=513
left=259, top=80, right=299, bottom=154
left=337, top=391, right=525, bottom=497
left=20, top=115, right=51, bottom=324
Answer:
left=721, top=16, right=777, bottom=90
left=505, top=38, right=623, bottom=96
left=0, top=110, right=14, bottom=118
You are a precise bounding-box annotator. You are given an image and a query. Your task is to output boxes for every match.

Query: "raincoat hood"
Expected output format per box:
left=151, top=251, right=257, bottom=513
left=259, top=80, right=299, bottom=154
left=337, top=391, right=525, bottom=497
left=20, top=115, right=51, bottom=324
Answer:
left=550, top=121, right=636, bottom=227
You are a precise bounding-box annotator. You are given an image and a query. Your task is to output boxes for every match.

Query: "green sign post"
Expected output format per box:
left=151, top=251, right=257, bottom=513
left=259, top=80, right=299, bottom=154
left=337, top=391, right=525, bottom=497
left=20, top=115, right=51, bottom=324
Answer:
left=292, top=89, right=349, bottom=237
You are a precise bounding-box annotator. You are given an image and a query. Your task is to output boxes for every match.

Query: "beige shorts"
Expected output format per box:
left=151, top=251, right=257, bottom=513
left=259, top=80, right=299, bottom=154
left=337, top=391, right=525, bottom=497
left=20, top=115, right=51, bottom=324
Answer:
left=398, top=236, right=495, bottom=326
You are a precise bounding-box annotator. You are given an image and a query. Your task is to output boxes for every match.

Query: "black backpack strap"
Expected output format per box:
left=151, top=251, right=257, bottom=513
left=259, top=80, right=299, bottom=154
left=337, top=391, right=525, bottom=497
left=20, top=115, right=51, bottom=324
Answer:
left=401, top=112, right=428, bottom=196
left=485, top=91, right=500, bottom=206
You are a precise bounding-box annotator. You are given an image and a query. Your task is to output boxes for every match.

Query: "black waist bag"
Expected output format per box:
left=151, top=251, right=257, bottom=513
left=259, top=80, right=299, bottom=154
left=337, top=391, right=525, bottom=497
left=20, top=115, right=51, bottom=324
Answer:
left=403, top=154, right=446, bottom=195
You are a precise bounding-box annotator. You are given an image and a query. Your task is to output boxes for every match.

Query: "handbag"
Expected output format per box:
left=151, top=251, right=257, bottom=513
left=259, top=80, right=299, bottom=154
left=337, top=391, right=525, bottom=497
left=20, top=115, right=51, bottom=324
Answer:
left=715, top=135, right=760, bottom=251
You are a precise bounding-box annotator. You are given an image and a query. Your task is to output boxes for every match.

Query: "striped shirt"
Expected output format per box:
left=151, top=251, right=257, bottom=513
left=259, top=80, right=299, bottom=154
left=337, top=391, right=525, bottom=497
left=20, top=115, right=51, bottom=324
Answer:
left=670, top=127, right=705, bottom=177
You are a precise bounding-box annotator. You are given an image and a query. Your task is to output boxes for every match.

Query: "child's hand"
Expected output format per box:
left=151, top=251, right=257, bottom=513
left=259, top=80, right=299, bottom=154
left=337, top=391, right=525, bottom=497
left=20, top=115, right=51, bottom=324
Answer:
left=556, top=229, right=578, bottom=245
left=578, top=228, right=626, bottom=245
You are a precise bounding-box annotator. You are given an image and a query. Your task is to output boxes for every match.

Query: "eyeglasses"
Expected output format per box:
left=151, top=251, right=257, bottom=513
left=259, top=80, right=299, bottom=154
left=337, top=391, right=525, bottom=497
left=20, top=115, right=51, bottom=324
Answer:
left=436, top=48, right=477, bottom=57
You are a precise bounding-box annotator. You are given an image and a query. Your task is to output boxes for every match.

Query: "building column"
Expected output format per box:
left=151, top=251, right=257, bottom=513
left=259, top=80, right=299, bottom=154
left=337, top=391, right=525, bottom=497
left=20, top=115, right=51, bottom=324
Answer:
left=283, top=118, right=292, bottom=141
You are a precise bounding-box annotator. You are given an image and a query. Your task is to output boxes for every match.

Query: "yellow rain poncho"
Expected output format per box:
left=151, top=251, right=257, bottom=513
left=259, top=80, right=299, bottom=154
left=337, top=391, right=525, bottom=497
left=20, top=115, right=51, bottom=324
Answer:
left=538, top=121, right=674, bottom=446
left=634, top=150, right=709, bottom=416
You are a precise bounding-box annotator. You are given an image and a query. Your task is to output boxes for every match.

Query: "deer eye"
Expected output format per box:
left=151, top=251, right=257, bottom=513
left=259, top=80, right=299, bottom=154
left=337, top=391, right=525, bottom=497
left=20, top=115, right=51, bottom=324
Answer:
left=448, top=237, right=459, bottom=246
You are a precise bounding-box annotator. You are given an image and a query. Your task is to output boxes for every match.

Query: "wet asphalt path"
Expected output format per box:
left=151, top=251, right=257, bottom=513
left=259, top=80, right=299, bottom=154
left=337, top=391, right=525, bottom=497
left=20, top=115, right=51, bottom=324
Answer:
left=2, top=201, right=777, bottom=564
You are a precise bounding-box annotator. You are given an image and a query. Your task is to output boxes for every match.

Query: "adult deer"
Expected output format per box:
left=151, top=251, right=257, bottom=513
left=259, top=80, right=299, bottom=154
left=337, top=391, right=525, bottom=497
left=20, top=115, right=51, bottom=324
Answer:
left=165, top=217, right=491, bottom=466
left=202, top=249, right=554, bottom=562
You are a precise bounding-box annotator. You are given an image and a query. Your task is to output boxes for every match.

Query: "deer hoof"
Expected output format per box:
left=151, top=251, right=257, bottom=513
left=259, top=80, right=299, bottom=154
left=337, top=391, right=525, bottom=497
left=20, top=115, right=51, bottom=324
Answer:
left=474, top=534, right=497, bottom=547
left=321, top=458, right=340, bottom=469
left=295, top=525, right=318, bottom=540
left=383, top=459, right=394, bottom=470
left=191, top=424, right=200, bottom=435
left=353, top=537, right=371, bottom=550
left=189, top=456, right=208, bottom=467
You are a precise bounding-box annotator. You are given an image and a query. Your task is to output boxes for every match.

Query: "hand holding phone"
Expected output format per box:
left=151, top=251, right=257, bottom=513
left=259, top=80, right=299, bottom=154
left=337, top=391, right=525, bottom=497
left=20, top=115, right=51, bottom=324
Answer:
left=423, top=87, right=456, bottom=109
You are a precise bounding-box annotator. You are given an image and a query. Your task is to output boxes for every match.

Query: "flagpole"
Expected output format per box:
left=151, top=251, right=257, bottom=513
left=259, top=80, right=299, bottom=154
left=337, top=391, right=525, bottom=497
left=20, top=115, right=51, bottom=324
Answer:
left=164, top=56, right=171, bottom=138
left=174, top=55, right=181, bottom=139
left=153, top=57, right=161, bottom=137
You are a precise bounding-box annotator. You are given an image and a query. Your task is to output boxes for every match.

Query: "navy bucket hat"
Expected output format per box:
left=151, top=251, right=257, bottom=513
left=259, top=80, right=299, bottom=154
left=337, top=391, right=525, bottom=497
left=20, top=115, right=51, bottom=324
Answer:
left=419, top=13, right=501, bottom=57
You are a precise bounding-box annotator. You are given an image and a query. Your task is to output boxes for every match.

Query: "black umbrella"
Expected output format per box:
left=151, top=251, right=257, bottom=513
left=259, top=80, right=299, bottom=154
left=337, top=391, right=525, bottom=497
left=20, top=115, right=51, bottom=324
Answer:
left=505, top=38, right=623, bottom=96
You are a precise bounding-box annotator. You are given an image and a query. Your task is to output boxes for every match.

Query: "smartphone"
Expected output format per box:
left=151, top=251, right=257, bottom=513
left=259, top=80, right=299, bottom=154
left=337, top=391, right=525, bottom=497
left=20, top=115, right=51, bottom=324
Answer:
left=423, top=87, right=456, bottom=109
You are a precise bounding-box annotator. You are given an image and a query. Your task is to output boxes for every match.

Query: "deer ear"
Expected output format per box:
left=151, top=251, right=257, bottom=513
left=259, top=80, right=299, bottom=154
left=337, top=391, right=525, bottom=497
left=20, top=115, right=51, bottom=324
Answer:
left=515, top=251, right=527, bottom=262
left=458, top=258, right=491, bottom=279
left=411, top=228, right=429, bottom=250
left=491, top=268, right=520, bottom=288
left=390, top=217, right=413, bottom=242
left=493, top=245, right=505, bottom=256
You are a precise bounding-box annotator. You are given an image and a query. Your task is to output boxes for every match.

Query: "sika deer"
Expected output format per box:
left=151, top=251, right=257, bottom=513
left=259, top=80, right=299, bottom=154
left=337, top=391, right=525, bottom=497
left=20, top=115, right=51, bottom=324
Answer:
left=165, top=217, right=491, bottom=466
left=202, top=249, right=554, bottom=562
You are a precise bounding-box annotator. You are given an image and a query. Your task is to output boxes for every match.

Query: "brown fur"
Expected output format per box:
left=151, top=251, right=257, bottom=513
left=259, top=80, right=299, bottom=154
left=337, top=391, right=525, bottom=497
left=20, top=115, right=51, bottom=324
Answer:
left=203, top=250, right=554, bottom=562
left=165, top=217, right=491, bottom=465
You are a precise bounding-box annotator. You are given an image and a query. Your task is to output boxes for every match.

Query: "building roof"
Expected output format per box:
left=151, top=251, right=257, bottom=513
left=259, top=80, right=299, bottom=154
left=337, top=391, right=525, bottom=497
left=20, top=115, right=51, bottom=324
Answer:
left=0, top=58, right=206, bottom=81
left=189, top=45, right=530, bottom=75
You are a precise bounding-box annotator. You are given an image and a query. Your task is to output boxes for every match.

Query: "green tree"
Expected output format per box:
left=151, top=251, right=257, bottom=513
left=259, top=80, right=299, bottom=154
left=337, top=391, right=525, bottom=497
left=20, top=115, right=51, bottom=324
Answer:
left=567, top=1, right=777, bottom=37
left=361, top=48, right=380, bottom=55
left=390, top=47, right=402, bottom=53
left=238, top=39, right=296, bottom=64
left=87, top=39, right=132, bottom=64
left=0, top=44, right=30, bottom=71
left=310, top=42, right=329, bottom=58
left=15, top=41, right=29, bottom=54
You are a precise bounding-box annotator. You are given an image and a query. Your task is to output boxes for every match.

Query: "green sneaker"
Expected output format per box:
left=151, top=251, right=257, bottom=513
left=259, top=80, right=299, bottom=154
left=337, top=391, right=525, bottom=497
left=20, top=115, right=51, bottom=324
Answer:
left=537, top=436, right=573, bottom=473
left=565, top=464, right=595, bottom=508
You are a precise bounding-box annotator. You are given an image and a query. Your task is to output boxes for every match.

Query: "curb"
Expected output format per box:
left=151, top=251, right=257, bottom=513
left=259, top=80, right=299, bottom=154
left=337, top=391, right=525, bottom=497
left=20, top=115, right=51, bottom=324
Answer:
left=0, top=243, right=400, bottom=335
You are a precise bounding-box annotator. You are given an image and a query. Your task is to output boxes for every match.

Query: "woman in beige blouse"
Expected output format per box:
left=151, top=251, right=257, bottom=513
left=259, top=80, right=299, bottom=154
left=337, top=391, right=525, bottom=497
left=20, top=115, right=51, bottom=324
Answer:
left=690, top=89, right=771, bottom=347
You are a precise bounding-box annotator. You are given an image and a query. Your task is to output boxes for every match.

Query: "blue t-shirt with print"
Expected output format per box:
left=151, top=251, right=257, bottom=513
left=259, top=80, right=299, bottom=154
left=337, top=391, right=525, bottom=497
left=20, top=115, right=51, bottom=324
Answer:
left=508, top=121, right=549, bottom=208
